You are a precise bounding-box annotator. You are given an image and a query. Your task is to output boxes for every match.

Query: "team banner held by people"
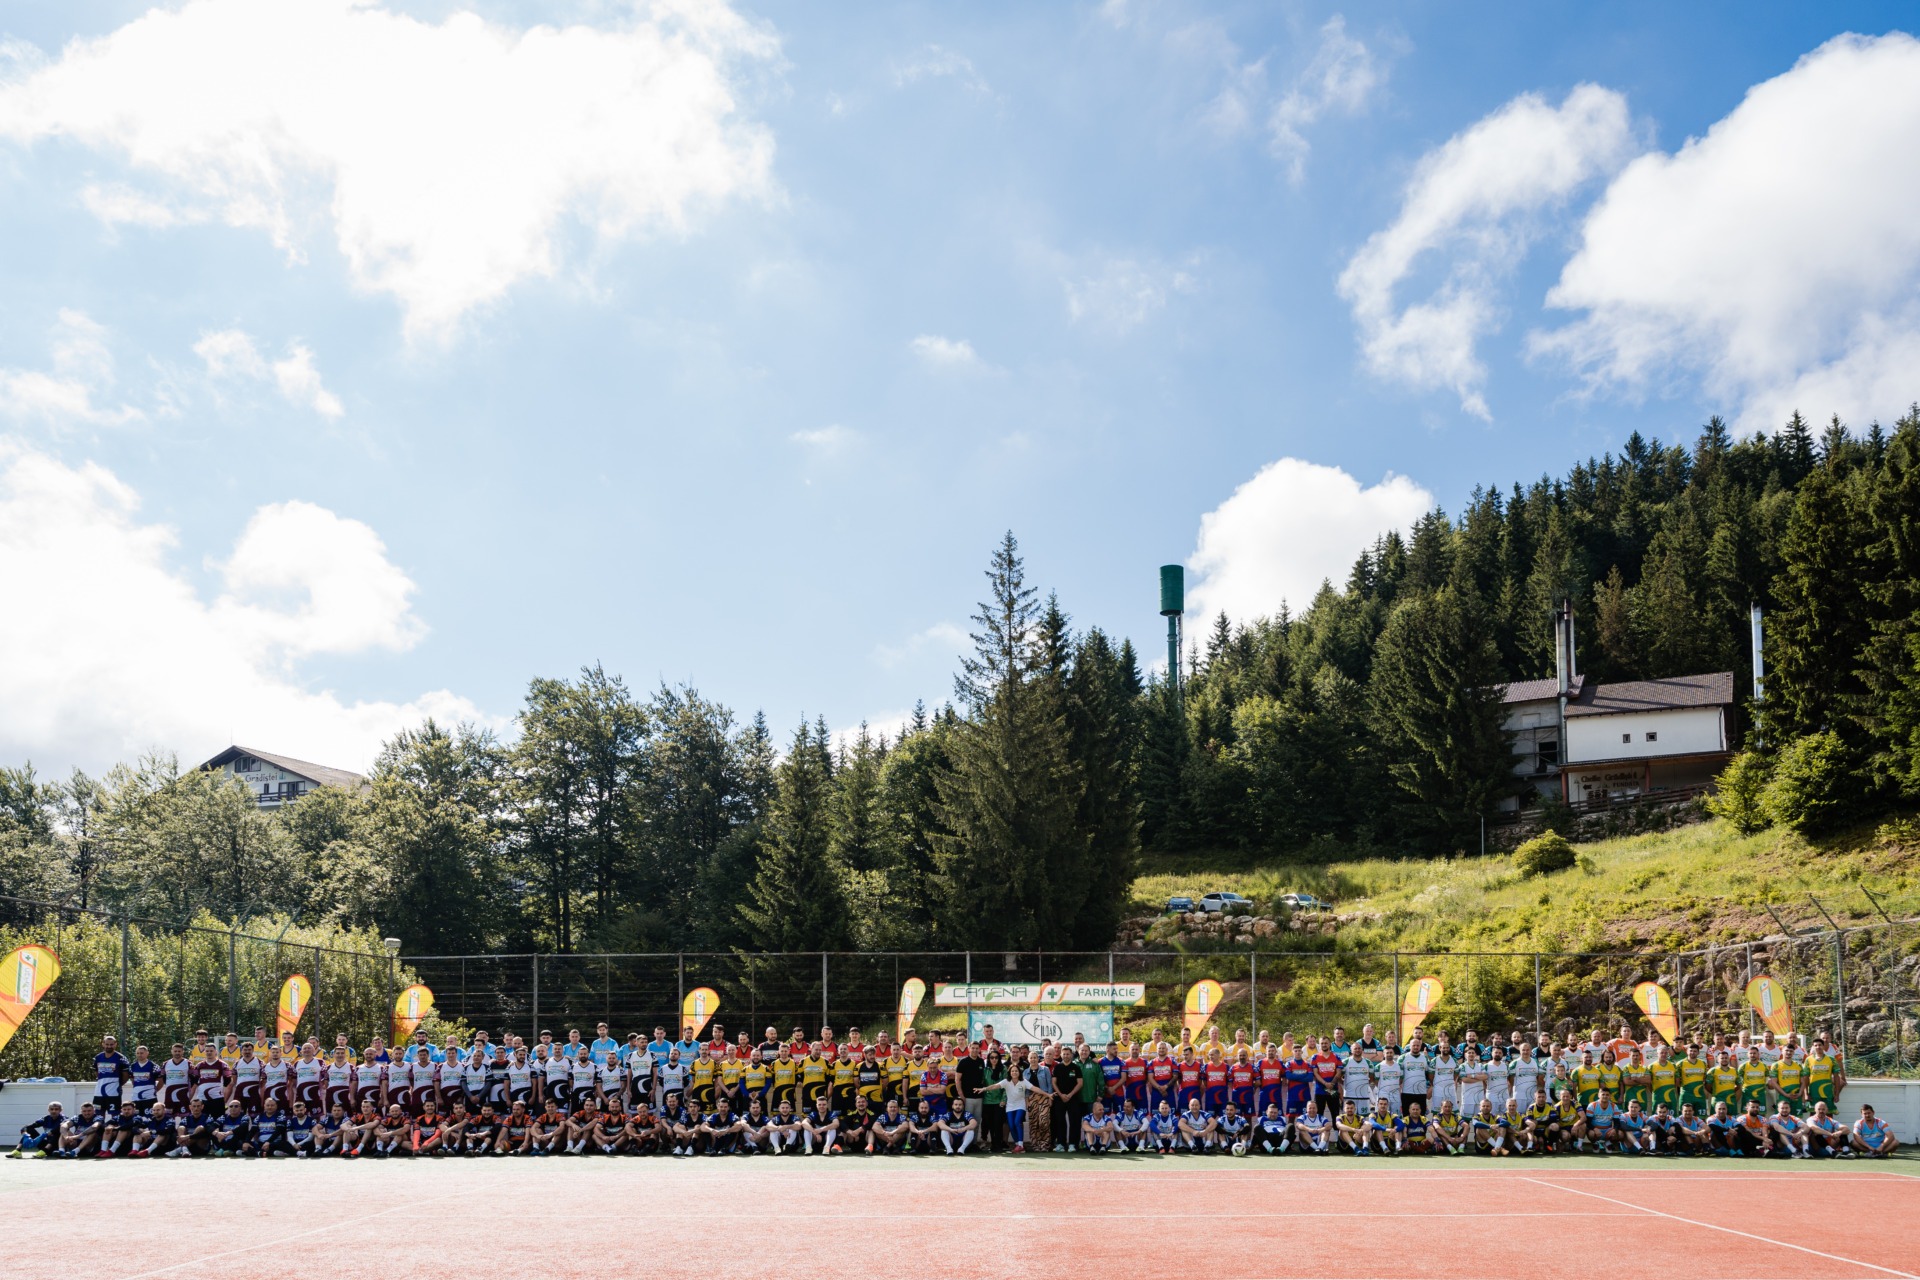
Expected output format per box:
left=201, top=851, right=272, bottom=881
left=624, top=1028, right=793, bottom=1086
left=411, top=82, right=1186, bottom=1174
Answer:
left=1632, top=980, right=1680, bottom=1045
left=683, top=986, right=720, bottom=1039
left=897, top=977, right=927, bottom=1038
left=1184, top=979, right=1224, bottom=1035
left=1399, top=975, right=1444, bottom=1042
left=392, top=983, right=434, bottom=1043
left=1745, top=974, right=1794, bottom=1036
left=277, top=974, right=312, bottom=1039
left=0, top=944, right=60, bottom=1059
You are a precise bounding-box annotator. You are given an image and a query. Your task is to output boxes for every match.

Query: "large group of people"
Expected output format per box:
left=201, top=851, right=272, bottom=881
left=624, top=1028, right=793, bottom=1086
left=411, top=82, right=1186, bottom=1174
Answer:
left=10, top=1015, right=1899, bottom=1160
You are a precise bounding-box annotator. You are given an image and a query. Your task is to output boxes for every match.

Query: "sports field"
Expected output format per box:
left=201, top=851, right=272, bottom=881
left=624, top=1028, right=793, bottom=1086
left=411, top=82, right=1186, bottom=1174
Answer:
left=6, top=1155, right=1917, bottom=1280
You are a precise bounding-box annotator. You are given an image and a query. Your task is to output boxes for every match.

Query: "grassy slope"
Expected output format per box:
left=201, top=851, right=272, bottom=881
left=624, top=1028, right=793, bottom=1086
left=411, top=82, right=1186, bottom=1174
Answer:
left=1128, top=817, right=1920, bottom=956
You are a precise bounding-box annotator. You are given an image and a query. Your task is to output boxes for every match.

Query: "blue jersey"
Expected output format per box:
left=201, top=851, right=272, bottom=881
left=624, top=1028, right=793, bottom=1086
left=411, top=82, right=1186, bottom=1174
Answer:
left=94, top=1051, right=130, bottom=1094
left=1617, top=1112, right=1644, bottom=1133
left=1149, top=1114, right=1180, bottom=1137
left=1100, top=1056, right=1124, bottom=1091
left=286, top=1115, right=317, bottom=1140
left=1587, top=1102, right=1620, bottom=1128
left=127, top=1059, right=162, bottom=1100
left=1217, top=1113, right=1250, bottom=1136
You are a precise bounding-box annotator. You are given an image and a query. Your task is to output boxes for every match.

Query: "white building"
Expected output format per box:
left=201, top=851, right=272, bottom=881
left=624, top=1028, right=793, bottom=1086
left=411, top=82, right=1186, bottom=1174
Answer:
left=1501, top=673, right=1585, bottom=802
left=201, top=746, right=367, bottom=809
left=1560, top=672, right=1735, bottom=803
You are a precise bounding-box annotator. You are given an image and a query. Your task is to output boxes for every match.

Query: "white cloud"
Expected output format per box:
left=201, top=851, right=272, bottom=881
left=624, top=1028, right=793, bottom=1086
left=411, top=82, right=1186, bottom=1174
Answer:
left=1187, top=457, right=1433, bottom=624
left=0, top=0, right=778, bottom=338
left=892, top=45, right=989, bottom=94
left=1065, top=257, right=1197, bottom=335
left=1338, top=84, right=1634, bottom=418
left=0, top=441, right=489, bottom=774
left=1269, top=16, right=1384, bottom=181
left=195, top=329, right=345, bottom=418
left=873, top=621, right=968, bottom=670
left=0, top=310, right=144, bottom=428
left=909, top=334, right=982, bottom=368
left=1534, top=33, right=1920, bottom=431
left=791, top=424, right=856, bottom=450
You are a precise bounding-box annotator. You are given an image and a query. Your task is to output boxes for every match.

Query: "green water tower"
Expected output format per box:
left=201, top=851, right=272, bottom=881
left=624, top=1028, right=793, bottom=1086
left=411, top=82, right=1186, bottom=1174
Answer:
left=1160, top=565, right=1184, bottom=694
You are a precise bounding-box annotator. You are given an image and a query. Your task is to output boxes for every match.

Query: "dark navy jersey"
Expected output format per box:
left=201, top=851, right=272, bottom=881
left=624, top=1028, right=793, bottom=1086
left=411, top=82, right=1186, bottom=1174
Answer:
left=94, top=1052, right=130, bottom=1093
left=127, top=1060, right=162, bottom=1097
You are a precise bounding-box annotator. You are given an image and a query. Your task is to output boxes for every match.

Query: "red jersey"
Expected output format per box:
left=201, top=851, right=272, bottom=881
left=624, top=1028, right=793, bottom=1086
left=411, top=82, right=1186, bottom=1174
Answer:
left=1149, top=1057, right=1176, bottom=1085
left=1259, top=1059, right=1285, bottom=1085
left=1311, top=1052, right=1341, bottom=1084
left=1176, top=1062, right=1203, bottom=1088
left=1123, top=1056, right=1148, bottom=1085
left=1203, top=1063, right=1230, bottom=1088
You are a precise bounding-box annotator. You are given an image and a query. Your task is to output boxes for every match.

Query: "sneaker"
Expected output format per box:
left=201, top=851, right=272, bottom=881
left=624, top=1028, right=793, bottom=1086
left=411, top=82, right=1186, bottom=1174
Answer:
left=1013, top=1142, right=1024, bottom=1153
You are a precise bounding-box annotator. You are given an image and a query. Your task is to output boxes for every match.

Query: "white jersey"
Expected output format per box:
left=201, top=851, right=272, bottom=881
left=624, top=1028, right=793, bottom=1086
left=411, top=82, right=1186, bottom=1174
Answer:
left=1485, top=1059, right=1511, bottom=1108
left=597, top=1062, right=628, bottom=1094
left=659, top=1062, right=687, bottom=1095
left=1430, top=1053, right=1457, bottom=1097
left=1342, top=1056, right=1372, bottom=1102
left=262, top=1060, right=291, bottom=1092
left=571, top=1059, right=598, bottom=1092
left=231, top=1057, right=264, bottom=1088
left=542, top=1054, right=570, bottom=1084
left=386, top=1060, right=414, bottom=1092
left=1511, top=1056, right=1542, bottom=1107
left=1399, top=1052, right=1429, bottom=1094
left=1374, top=1058, right=1402, bottom=1099
left=463, top=1056, right=491, bottom=1094
left=294, top=1057, right=325, bottom=1089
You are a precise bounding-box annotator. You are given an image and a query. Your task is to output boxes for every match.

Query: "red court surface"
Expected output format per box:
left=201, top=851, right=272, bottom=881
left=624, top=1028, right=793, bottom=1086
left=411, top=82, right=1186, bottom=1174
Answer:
left=5, top=1157, right=1917, bottom=1279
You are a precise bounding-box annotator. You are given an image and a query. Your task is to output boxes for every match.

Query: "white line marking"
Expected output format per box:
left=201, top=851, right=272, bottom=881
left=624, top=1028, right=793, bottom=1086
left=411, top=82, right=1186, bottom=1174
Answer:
left=1522, top=1177, right=1918, bottom=1278
left=120, top=1192, right=462, bottom=1280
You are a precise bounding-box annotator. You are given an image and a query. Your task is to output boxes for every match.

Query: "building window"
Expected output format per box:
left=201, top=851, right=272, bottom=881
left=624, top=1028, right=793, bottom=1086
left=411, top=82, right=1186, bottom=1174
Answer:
left=1646, top=731, right=1658, bottom=742
left=1536, top=740, right=1559, bottom=770
left=1622, top=733, right=1631, bottom=743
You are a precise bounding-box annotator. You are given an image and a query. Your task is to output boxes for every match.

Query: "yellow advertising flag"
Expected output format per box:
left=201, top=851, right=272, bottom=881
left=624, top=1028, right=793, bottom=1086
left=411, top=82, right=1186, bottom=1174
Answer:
left=277, top=974, right=312, bottom=1039
left=1184, top=979, right=1225, bottom=1035
left=0, top=944, right=61, bottom=1058
left=1632, top=981, right=1680, bottom=1045
left=391, top=983, right=434, bottom=1043
left=897, top=977, right=927, bottom=1039
left=1745, top=974, right=1794, bottom=1036
left=683, top=986, right=720, bottom=1039
left=1399, top=975, right=1445, bottom=1042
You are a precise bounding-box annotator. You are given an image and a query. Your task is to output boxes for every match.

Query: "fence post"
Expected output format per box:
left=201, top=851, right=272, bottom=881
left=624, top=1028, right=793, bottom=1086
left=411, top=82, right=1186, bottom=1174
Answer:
left=118, top=915, right=130, bottom=1049
left=1833, top=930, right=1847, bottom=1059
left=1744, top=943, right=1755, bottom=1038
left=676, top=953, right=684, bottom=1034
left=1534, top=953, right=1542, bottom=1036
left=1392, top=952, right=1400, bottom=1032
left=1249, top=951, right=1257, bottom=1038
left=227, top=929, right=238, bottom=1035
left=531, top=954, right=540, bottom=1044
left=821, top=953, right=829, bottom=1029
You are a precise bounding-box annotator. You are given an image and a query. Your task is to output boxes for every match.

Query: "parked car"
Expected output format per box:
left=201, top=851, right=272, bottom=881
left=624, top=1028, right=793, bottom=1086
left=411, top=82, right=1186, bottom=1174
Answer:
left=1279, top=892, right=1329, bottom=911
left=1199, top=891, right=1254, bottom=916
left=1164, top=895, right=1194, bottom=914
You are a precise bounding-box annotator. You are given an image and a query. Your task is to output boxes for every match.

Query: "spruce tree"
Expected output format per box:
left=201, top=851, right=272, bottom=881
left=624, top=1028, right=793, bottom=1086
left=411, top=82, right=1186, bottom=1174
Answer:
left=930, top=534, right=1087, bottom=948
left=739, top=720, right=848, bottom=950
left=1766, top=468, right=1871, bottom=746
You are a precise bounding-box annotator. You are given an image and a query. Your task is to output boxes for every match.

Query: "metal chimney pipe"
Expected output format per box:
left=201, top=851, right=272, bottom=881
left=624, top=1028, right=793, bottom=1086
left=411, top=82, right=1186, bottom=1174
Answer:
left=1555, top=599, right=1571, bottom=697
left=1750, top=603, right=1764, bottom=702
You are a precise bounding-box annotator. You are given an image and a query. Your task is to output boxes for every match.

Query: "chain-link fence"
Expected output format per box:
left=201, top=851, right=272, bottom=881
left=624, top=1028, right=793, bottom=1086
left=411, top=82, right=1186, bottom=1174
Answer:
left=4, top=892, right=1915, bottom=1078
left=0, top=895, right=393, bottom=1079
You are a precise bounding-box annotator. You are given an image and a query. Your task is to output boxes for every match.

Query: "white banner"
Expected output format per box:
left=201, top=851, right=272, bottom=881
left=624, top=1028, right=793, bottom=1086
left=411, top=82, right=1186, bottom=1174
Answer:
left=969, top=1010, right=1115, bottom=1048
left=933, top=981, right=1145, bottom=1007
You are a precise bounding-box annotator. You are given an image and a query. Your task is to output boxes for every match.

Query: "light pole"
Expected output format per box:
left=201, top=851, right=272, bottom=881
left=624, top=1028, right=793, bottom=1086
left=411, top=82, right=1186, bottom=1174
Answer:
left=383, top=937, right=401, bottom=1045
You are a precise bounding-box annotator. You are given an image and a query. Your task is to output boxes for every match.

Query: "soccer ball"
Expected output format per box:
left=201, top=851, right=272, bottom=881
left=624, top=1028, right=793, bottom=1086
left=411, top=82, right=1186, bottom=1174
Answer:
left=1231, top=1141, right=1249, bottom=1157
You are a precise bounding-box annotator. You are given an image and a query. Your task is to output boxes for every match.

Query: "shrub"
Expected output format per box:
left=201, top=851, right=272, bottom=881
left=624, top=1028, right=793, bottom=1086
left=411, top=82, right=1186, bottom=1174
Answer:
left=1513, top=829, right=1577, bottom=877
left=1706, top=750, right=1772, bottom=834
left=1761, top=731, right=1858, bottom=835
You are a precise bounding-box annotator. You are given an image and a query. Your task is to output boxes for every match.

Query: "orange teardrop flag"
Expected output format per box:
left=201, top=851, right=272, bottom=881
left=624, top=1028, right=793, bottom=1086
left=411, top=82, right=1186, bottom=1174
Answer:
left=897, top=977, right=927, bottom=1039
left=1745, top=974, right=1793, bottom=1036
left=392, top=983, right=434, bottom=1042
left=683, top=986, right=720, bottom=1039
left=278, top=974, right=312, bottom=1039
left=1632, top=981, right=1679, bottom=1045
left=0, top=945, right=60, bottom=1058
left=1399, top=975, right=1444, bottom=1042
left=1184, top=979, right=1225, bottom=1035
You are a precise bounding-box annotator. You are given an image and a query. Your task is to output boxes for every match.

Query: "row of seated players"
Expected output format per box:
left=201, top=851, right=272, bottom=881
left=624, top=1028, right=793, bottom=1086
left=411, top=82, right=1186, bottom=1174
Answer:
left=16, top=1087, right=1900, bottom=1160
left=71, top=1023, right=1849, bottom=1127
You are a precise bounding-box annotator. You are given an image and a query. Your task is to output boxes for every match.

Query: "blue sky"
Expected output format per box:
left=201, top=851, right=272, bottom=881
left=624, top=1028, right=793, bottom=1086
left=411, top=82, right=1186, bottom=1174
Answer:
left=2, top=0, right=1916, bottom=773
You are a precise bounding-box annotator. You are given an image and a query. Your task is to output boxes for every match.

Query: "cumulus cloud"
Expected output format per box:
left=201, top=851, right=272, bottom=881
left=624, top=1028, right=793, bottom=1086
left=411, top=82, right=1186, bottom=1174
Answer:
left=1065, top=257, right=1197, bottom=335
left=0, top=442, right=488, bottom=774
left=909, top=334, right=982, bottom=368
left=0, top=0, right=778, bottom=338
left=1187, top=457, right=1433, bottom=624
left=0, top=310, right=144, bottom=428
left=873, top=621, right=968, bottom=670
left=1269, top=17, right=1385, bottom=180
left=1534, top=33, right=1920, bottom=431
left=196, top=329, right=344, bottom=419
left=1338, top=84, right=1634, bottom=418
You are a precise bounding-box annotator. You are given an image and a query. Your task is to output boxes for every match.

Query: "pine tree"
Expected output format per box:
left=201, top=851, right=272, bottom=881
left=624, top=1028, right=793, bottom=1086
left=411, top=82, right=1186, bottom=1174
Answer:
left=1369, top=580, right=1515, bottom=851
left=739, top=720, right=848, bottom=950
left=1063, top=627, right=1142, bottom=947
left=930, top=534, right=1087, bottom=948
left=1765, top=468, right=1871, bottom=746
